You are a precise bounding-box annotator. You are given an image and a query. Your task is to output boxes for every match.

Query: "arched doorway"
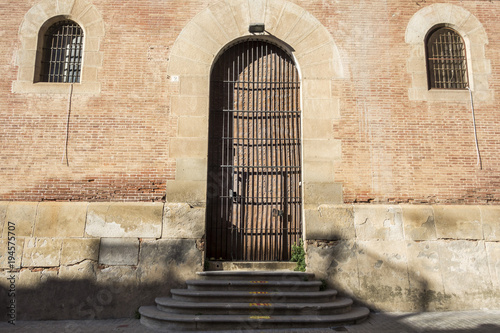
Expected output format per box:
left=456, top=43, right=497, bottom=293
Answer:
left=206, top=39, right=302, bottom=261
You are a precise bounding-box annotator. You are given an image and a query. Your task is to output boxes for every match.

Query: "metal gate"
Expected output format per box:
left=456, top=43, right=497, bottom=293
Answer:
left=206, top=39, right=302, bottom=261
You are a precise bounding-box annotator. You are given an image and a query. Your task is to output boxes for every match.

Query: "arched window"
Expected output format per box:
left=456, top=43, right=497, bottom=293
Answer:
left=426, top=27, right=468, bottom=89
left=39, top=20, right=84, bottom=83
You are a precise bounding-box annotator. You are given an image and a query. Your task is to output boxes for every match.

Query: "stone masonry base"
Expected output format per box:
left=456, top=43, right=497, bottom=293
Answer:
left=0, top=202, right=498, bottom=319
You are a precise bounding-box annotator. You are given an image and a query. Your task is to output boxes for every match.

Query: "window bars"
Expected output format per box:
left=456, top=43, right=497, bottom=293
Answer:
left=41, top=20, right=84, bottom=83
left=426, top=27, right=468, bottom=89
left=206, top=40, right=302, bottom=261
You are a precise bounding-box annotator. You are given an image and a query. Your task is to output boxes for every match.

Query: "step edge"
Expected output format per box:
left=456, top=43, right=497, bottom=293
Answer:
left=155, top=297, right=353, bottom=309
left=140, top=305, right=370, bottom=323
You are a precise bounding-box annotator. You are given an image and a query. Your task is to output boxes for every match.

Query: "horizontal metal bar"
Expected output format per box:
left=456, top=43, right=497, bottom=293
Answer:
left=221, top=165, right=300, bottom=169
left=223, top=137, right=300, bottom=141
left=214, top=80, right=300, bottom=84
left=220, top=109, right=300, bottom=113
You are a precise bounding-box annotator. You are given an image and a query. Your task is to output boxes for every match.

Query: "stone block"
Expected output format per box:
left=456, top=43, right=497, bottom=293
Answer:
left=193, top=8, right=229, bottom=47
left=0, top=238, right=25, bottom=269
left=264, top=0, right=286, bottom=34
left=303, top=182, right=343, bottom=206
left=486, top=242, right=500, bottom=291
left=306, top=240, right=359, bottom=296
left=175, top=158, right=207, bottom=181
left=84, top=37, right=101, bottom=53
left=78, top=6, right=102, bottom=27
left=83, top=51, right=103, bottom=68
left=449, top=4, right=471, bottom=28
left=57, top=0, right=75, bottom=15
left=21, top=36, right=38, bottom=50
left=180, top=75, right=209, bottom=96
left=302, top=160, right=335, bottom=183
left=304, top=205, right=355, bottom=240
left=72, top=0, right=92, bottom=20
left=302, top=79, right=331, bottom=99
left=61, top=238, right=100, bottom=265
left=171, top=96, right=209, bottom=117
left=302, top=139, right=341, bottom=162
left=226, top=0, right=250, bottom=36
left=356, top=240, right=412, bottom=311
left=81, top=66, right=98, bottom=81
left=474, top=73, right=490, bottom=91
left=472, top=58, right=492, bottom=75
left=208, top=2, right=240, bottom=41
left=137, top=239, right=202, bottom=286
left=3, top=202, right=37, bottom=238
left=482, top=206, right=500, bottom=241
left=166, top=180, right=206, bottom=204
left=178, top=22, right=221, bottom=56
left=177, top=116, right=208, bottom=138
left=22, top=238, right=62, bottom=267
left=434, top=205, right=482, bottom=240
left=294, top=25, right=333, bottom=55
left=302, top=118, right=333, bottom=139
left=85, top=20, right=106, bottom=38
left=85, top=202, right=162, bottom=238
left=0, top=202, right=7, bottom=237
left=59, top=260, right=97, bottom=281
left=411, top=72, right=429, bottom=89
left=169, top=137, right=208, bottom=158
left=171, top=38, right=213, bottom=64
left=168, top=55, right=210, bottom=76
left=248, top=0, right=266, bottom=25
left=98, top=238, right=139, bottom=266
left=283, top=11, right=320, bottom=47
left=402, top=205, right=437, bottom=241
left=406, top=241, right=447, bottom=311
left=163, top=203, right=205, bottom=239
left=437, top=240, right=492, bottom=309
left=302, top=98, right=339, bottom=120
left=301, top=59, right=336, bottom=80
left=34, top=202, right=87, bottom=238
left=354, top=205, right=404, bottom=241
left=93, top=265, right=140, bottom=318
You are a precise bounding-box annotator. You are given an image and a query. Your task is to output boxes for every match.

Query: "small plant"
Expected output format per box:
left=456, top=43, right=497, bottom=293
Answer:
left=290, top=239, right=306, bottom=272
left=135, top=308, right=141, bottom=319
left=319, top=279, right=328, bottom=291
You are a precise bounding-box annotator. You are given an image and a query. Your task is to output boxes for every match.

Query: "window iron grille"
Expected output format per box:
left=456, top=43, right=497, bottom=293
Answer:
left=40, top=20, right=84, bottom=83
left=426, top=27, right=468, bottom=89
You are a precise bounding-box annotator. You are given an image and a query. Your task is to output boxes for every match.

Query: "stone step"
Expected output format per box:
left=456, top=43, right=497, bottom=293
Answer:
left=139, top=305, right=370, bottom=331
left=156, top=296, right=353, bottom=315
left=186, top=279, right=321, bottom=292
left=197, top=270, right=315, bottom=281
left=170, top=289, right=337, bottom=303
left=205, top=261, right=297, bottom=272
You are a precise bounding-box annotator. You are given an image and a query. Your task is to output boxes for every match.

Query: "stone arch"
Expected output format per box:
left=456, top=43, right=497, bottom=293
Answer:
left=405, top=3, right=492, bottom=101
left=13, top=0, right=105, bottom=94
left=166, top=0, right=345, bottom=213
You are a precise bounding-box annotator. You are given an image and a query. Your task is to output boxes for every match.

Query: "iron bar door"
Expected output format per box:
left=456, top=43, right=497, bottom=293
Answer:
left=206, top=39, right=301, bottom=261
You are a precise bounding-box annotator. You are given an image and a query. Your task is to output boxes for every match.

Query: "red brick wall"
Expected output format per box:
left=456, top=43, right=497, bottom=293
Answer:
left=1, top=0, right=499, bottom=203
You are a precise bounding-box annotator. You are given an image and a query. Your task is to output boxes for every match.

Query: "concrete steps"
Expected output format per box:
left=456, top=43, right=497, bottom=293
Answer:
left=139, top=270, right=369, bottom=331
left=170, top=289, right=339, bottom=303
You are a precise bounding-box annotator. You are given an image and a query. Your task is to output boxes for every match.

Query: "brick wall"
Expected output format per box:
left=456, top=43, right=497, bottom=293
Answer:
left=1, top=0, right=499, bottom=204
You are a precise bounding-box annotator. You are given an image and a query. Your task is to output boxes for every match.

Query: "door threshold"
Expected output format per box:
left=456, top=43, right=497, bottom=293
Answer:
left=205, top=261, right=296, bottom=271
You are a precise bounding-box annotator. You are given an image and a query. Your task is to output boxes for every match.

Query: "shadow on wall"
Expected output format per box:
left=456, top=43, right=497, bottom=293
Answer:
left=307, top=236, right=498, bottom=313
left=308, top=237, right=500, bottom=332
left=0, top=238, right=203, bottom=321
